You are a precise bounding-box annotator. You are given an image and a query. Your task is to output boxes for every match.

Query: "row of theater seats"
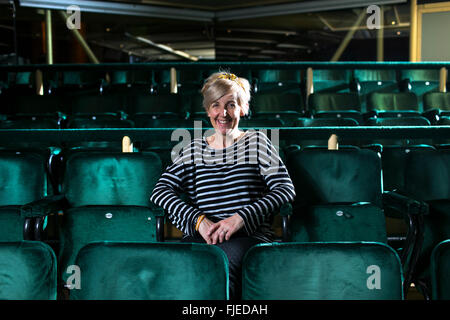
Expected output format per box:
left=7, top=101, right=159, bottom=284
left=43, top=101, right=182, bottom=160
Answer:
left=0, top=145, right=449, bottom=299
left=1, top=67, right=449, bottom=120
left=1, top=90, right=450, bottom=130
left=1, top=68, right=446, bottom=99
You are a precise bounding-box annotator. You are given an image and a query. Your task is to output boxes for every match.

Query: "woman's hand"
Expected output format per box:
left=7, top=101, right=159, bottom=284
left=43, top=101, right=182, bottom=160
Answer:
left=207, top=214, right=244, bottom=244
left=197, top=217, right=216, bottom=244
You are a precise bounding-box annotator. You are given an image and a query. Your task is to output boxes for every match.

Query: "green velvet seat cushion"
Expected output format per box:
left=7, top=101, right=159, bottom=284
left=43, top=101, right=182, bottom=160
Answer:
left=0, top=241, right=57, bottom=300
left=290, top=204, right=387, bottom=243
left=380, top=145, right=436, bottom=192
left=0, top=152, right=47, bottom=206
left=365, top=117, right=432, bottom=146
left=242, top=242, right=403, bottom=300
left=423, top=92, right=450, bottom=112
left=59, top=206, right=160, bottom=282
left=71, top=241, right=228, bottom=300
left=308, top=92, right=361, bottom=112
left=312, top=69, right=352, bottom=93
left=286, top=148, right=382, bottom=207
left=367, top=92, right=420, bottom=113
left=63, top=152, right=161, bottom=207
left=253, top=91, right=304, bottom=114
left=404, top=149, right=450, bottom=202
left=131, top=93, right=184, bottom=118
left=431, top=240, right=450, bottom=300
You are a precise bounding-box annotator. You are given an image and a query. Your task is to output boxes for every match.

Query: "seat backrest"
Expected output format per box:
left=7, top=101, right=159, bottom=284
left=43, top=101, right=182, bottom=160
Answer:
left=367, top=92, right=419, bottom=112
left=0, top=241, right=57, bottom=300
left=256, top=69, right=301, bottom=92
left=242, top=242, right=403, bottom=300
left=294, top=117, right=359, bottom=127
left=0, top=152, right=47, bottom=206
left=63, top=152, right=162, bottom=207
left=423, top=92, right=450, bottom=112
left=431, top=240, right=450, bottom=300
left=365, top=117, right=431, bottom=126
left=286, top=148, right=382, bottom=206
left=130, top=93, right=184, bottom=118
left=380, top=145, right=436, bottom=192
left=308, top=92, right=361, bottom=112
left=364, top=117, right=432, bottom=146
left=312, top=69, right=353, bottom=92
left=404, top=148, right=450, bottom=201
left=70, top=93, right=126, bottom=115
left=253, top=91, right=304, bottom=114
left=70, top=242, right=228, bottom=300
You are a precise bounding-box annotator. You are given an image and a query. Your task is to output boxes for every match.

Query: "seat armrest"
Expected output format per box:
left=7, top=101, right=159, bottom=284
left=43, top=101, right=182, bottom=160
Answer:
left=20, top=194, right=68, bottom=219
left=278, top=203, right=293, bottom=242
left=382, top=190, right=429, bottom=218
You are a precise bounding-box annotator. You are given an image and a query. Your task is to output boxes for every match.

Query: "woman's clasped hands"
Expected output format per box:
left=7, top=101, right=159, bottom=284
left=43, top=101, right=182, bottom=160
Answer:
left=198, top=214, right=244, bottom=245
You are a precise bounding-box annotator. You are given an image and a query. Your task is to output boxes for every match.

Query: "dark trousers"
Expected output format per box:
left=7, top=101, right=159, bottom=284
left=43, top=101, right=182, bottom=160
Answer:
left=181, top=234, right=261, bottom=300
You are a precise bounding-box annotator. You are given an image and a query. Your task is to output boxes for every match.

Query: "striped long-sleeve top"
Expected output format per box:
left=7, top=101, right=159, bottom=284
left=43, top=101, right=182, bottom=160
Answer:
left=150, top=130, right=296, bottom=242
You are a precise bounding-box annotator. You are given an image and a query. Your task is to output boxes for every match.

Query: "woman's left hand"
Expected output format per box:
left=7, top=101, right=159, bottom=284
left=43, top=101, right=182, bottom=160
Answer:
left=207, top=214, right=244, bottom=244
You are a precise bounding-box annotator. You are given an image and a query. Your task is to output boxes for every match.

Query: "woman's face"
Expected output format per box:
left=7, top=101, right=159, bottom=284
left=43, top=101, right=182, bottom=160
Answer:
left=207, top=91, right=244, bottom=135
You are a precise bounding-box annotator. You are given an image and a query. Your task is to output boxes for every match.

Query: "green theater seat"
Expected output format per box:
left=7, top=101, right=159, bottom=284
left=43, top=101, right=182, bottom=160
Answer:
left=402, top=148, right=450, bottom=298
left=242, top=242, right=403, bottom=300
left=56, top=152, right=163, bottom=284
left=312, top=69, right=354, bottom=93
left=58, top=70, right=106, bottom=95
left=354, top=69, right=399, bottom=110
left=70, top=93, right=127, bottom=119
left=431, top=240, right=450, bottom=300
left=252, top=91, right=304, bottom=126
left=0, top=241, right=57, bottom=300
left=108, top=69, right=156, bottom=93
left=70, top=242, right=228, bottom=300
left=423, top=92, right=450, bottom=124
left=5, top=71, right=37, bottom=95
left=130, top=93, right=186, bottom=119
left=367, top=92, right=421, bottom=118
left=5, top=94, right=63, bottom=121
left=364, top=117, right=432, bottom=146
left=285, top=148, right=424, bottom=294
left=286, top=148, right=387, bottom=243
left=400, top=69, right=441, bottom=109
left=0, top=152, right=49, bottom=241
left=254, top=69, right=301, bottom=93
left=308, top=92, right=363, bottom=124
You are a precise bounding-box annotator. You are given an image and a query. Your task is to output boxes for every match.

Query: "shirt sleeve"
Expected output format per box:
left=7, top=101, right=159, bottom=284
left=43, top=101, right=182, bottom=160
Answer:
left=235, top=131, right=296, bottom=235
left=150, top=143, right=202, bottom=237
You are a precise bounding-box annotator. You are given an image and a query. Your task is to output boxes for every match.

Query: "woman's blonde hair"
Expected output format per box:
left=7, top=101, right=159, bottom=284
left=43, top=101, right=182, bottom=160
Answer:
left=200, top=72, right=251, bottom=116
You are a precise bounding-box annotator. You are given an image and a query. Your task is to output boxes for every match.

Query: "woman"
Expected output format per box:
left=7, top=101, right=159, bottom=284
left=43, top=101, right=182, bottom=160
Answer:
left=150, top=72, right=296, bottom=299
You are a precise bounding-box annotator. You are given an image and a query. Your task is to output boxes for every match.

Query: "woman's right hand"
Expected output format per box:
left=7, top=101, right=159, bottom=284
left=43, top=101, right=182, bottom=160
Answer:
left=198, top=217, right=216, bottom=244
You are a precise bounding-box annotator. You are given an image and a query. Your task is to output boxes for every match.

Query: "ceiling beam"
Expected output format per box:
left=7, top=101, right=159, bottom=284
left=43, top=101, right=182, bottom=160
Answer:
left=19, top=0, right=214, bottom=22
left=215, top=0, right=407, bottom=21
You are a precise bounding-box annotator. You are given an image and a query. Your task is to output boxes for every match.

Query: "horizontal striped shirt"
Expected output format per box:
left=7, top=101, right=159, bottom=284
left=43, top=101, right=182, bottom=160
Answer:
left=150, top=130, right=296, bottom=242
